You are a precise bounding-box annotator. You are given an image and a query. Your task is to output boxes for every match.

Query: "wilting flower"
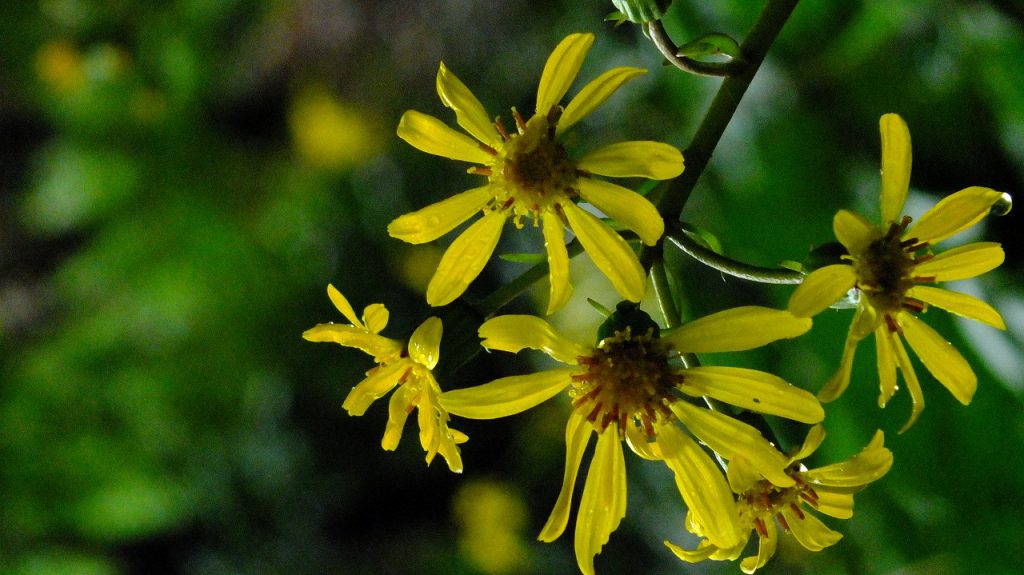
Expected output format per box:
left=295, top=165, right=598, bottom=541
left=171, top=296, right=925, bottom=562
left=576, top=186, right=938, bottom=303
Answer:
left=440, top=303, right=822, bottom=574
left=667, top=425, right=893, bottom=573
left=390, top=33, right=684, bottom=314
left=303, top=284, right=467, bottom=472
left=789, top=113, right=1008, bottom=431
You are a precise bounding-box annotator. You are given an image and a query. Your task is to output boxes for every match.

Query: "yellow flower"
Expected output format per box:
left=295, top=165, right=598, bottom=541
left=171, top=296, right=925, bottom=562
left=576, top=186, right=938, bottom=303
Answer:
left=440, top=304, right=821, bottom=575
left=303, top=284, right=467, bottom=472
left=667, top=425, right=893, bottom=574
left=788, top=113, right=1008, bottom=431
left=390, top=33, right=684, bottom=314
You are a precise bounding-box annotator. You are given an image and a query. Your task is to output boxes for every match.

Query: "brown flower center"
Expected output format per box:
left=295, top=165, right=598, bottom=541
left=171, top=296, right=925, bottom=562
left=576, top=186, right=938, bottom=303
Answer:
left=570, top=328, right=681, bottom=436
left=852, top=215, right=932, bottom=327
left=741, top=466, right=820, bottom=538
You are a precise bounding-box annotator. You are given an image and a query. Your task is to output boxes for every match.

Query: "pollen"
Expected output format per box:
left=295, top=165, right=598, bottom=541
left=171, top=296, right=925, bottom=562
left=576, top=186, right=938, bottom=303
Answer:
left=569, top=327, right=681, bottom=436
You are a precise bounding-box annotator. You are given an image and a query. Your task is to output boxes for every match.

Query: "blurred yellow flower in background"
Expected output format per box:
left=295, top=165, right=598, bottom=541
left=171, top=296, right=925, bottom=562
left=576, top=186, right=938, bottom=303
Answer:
left=453, top=480, right=529, bottom=575
left=789, top=113, right=1008, bottom=431
left=303, top=284, right=466, bottom=472
left=36, top=41, right=87, bottom=93
left=440, top=304, right=820, bottom=575
left=668, top=425, right=893, bottom=573
left=289, top=85, right=382, bottom=169
left=389, top=33, right=684, bottom=314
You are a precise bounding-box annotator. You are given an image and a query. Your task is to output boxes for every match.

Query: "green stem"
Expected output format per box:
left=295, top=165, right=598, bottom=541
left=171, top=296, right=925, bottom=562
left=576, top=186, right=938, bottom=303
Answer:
left=474, top=240, right=584, bottom=318
left=647, top=20, right=747, bottom=77
left=666, top=225, right=803, bottom=284
left=650, top=256, right=681, bottom=329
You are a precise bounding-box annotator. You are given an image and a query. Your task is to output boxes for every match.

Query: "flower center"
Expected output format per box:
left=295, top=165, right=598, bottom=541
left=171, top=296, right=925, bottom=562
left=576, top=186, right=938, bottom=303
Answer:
left=852, top=216, right=931, bottom=321
left=490, top=111, right=578, bottom=226
left=740, top=466, right=819, bottom=538
left=570, top=327, right=681, bottom=436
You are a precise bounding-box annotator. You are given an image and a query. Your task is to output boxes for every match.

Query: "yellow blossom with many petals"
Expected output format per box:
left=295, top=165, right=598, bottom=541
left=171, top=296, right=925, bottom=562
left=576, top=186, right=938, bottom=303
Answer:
left=667, top=425, right=893, bottom=573
left=390, top=33, right=684, bottom=314
left=439, top=303, right=821, bottom=575
left=303, top=284, right=467, bottom=472
left=788, top=113, right=1008, bottom=431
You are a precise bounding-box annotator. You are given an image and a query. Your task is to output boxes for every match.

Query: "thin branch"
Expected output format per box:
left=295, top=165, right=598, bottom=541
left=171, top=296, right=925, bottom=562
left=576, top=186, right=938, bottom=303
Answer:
left=666, top=225, right=804, bottom=284
left=647, top=20, right=747, bottom=77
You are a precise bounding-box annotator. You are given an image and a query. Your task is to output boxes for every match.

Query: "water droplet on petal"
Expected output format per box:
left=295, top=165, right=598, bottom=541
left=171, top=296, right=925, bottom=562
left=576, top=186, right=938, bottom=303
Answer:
left=991, top=192, right=1012, bottom=216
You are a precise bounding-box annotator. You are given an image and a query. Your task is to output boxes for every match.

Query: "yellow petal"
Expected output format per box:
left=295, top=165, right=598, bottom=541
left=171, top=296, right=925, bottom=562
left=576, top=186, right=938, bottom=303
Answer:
left=788, top=265, right=858, bottom=318
left=740, top=520, right=777, bottom=574
left=665, top=539, right=720, bottom=564
left=387, top=186, right=493, bottom=244
left=669, top=401, right=794, bottom=488
left=806, top=430, right=892, bottom=488
left=302, top=323, right=404, bottom=361
left=343, top=359, right=411, bottom=416
left=790, top=424, right=826, bottom=463
left=439, top=368, right=575, bottom=419
left=536, top=33, right=594, bottom=116
left=680, top=366, right=824, bottom=423
left=912, top=241, right=1004, bottom=282
left=416, top=383, right=440, bottom=463
left=426, top=210, right=506, bottom=306
left=900, top=313, right=977, bottom=405
left=397, top=110, right=495, bottom=164
left=543, top=215, right=573, bottom=315
left=875, top=326, right=898, bottom=407
left=577, top=178, right=664, bottom=246
left=436, top=62, right=500, bottom=146
left=909, top=285, right=1006, bottom=330
left=624, top=425, right=660, bottom=461
left=813, top=489, right=855, bottom=519
left=362, top=303, right=389, bottom=334
left=905, top=186, right=1005, bottom=244
left=665, top=306, right=811, bottom=354
left=833, top=209, right=878, bottom=255
left=382, top=383, right=417, bottom=450
left=409, top=316, right=443, bottom=369
left=540, top=411, right=592, bottom=542
left=891, top=333, right=925, bottom=433
left=818, top=308, right=869, bottom=402
left=879, top=113, right=912, bottom=225
left=562, top=201, right=646, bottom=302
left=726, top=456, right=764, bottom=494
left=478, top=314, right=588, bottom=364
left=558, top=67, right=647, bottom=135
left=658, top=424, right=742, bottom=549
left=576, top=140, right=684, bottom=180
left=326, top=283, right=363, bottom=327
left=782, top=508, right=842, bottom=552
left=574, top=429, right=627, bottom=575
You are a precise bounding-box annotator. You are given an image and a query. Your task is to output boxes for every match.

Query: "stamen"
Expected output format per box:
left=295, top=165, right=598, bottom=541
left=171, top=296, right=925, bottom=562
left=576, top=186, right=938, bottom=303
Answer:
left=545, top=104, right=562, bottom=124
left=913, top=253, right=934, bottom=264
left=902, top=298, right=926, bottom=313
left=912, top=275, right=936, bottom=283
left=899, top=215, right=913, bottom=230
left=903, top=241, right=929, bottom=253
left=469, top=166, right=492, bottom=177
left=789, top=503, right=806, bottom=520
left=885, top=314, right=901, bottom=333
left=641, top=413, right=655, bottom=437
left=754, top=517, right=769, bottom=538
left=479, top=142, right=498, bottom=156
left=494, top=117, right=510, bottom=140
left=586, top=402, right=603, bottom=422
left=599, top=410, right=615, bottom=431
left=776, top=513, right=791, bottom=533
left=512, top=107, right=526, bottom=133
left=571, top=387, right=600, bottom=407
left=799, top=491, right=819, bottom=507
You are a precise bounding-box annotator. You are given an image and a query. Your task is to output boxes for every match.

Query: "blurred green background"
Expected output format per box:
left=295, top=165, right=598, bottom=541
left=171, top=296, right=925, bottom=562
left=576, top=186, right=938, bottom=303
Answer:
left=1, top=0, right=1021, bottom=574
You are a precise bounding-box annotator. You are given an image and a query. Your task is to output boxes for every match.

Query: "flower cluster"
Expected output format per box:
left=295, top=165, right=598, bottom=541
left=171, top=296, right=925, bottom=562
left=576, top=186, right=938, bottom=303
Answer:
left=303, top=29, right=1007, bottom=575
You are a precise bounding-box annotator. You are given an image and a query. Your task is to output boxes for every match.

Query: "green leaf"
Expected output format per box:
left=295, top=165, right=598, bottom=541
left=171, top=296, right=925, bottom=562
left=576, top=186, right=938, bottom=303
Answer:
left=677, top=33, right=743, bottom=60
left=610, top=0, right=672, bottom=24
left=498, top=252, right=546, bottom=265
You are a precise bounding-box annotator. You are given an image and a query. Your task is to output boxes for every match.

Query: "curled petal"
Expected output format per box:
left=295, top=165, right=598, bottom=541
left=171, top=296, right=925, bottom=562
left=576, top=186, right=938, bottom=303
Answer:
left=478, top=314, right=588, bottom=364
left=666, top=306, right=811, bottom=354
left=388, top=186, right=493, bottom=244
left=726, top=456, right=763, bottom=494
left=665, top=539, right=721, bottom=564
left=559, top=67, right=647, bottom=135
left=879, top=113, right=912, bottom=225
left=436, top=62, right=500, bottom=146
left=912, top=242, right=1004, bottom=282
left=782, top=508, right=843, bottom=552
left=788, top=265, right=858, bottom=318
left=574, top=429, right=627, bottom=575
left=362, top=303, right=389, bottom=334
left=426, top=211, right=506, bottom=306
left=680, top=366, right=824, bottom=423
left=302, top=323, right=404, bottom=361
left=327, top=283, right=364, bottom=328
left=382, top=383, right=417, bottom=450
left=440, top=368, right=575, bottom=419
left=813, top=489, right=855, bottom=519
left=624, top=425, right=660, bottom=460
left=577, top=178, right=664, bottom=246
left=806, top=430, right=893, bottom=487
left=906, top=186, right=1005, bottom=245
left=900, top=313, right=976, bottom=405
left=343, top=359, right=411, bottom=416
left=818, top=307, right=870, bottom=402
left=536, top=33, right=594, bottom=116
left=543, top=215, right=573, bottom=315
left=875, top=326, right=898, bottom=408
left=540, top=411, right=592, bottom=542
left=576, top=140, right=684, bottom=180
left=909, top=285, right=1006, bottom=330
left=669, top=401, right=794, bottom=488
left=833, top=210, right=878, bottom=255
left=562, top=201, right=646, bottom=302
left=741, top=519, right=777, bottom=574
left=658, top=424, right=743, bottom=549
left=891, top=333, right=925, bottom=433
left=408, top=317, right=443, bottom=370
left=397, top=110, right=495, bottom=164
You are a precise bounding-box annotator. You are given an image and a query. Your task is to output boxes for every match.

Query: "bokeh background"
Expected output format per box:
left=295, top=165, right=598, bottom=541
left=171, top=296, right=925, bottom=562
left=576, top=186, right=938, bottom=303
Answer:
left=1, top=0, right=1022, bottom=574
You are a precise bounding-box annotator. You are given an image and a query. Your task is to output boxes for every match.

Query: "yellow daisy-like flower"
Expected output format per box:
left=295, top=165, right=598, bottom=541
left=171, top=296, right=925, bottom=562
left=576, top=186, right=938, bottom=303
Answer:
left=390, top=33, right=684, bottom=314
left=788, top=113, right=1008, bottom=431
left=303, top=284, right=467, bottom=473
left=667, top=425, right=893, bottom=574
left=440, top=304, right=822, bottom=575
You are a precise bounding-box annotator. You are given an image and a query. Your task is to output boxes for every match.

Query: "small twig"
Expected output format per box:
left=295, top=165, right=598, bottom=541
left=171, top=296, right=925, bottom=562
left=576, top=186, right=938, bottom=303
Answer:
left=666, top=223, right=804, bottom=284
left=647, top=20, right=748, bottom=77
